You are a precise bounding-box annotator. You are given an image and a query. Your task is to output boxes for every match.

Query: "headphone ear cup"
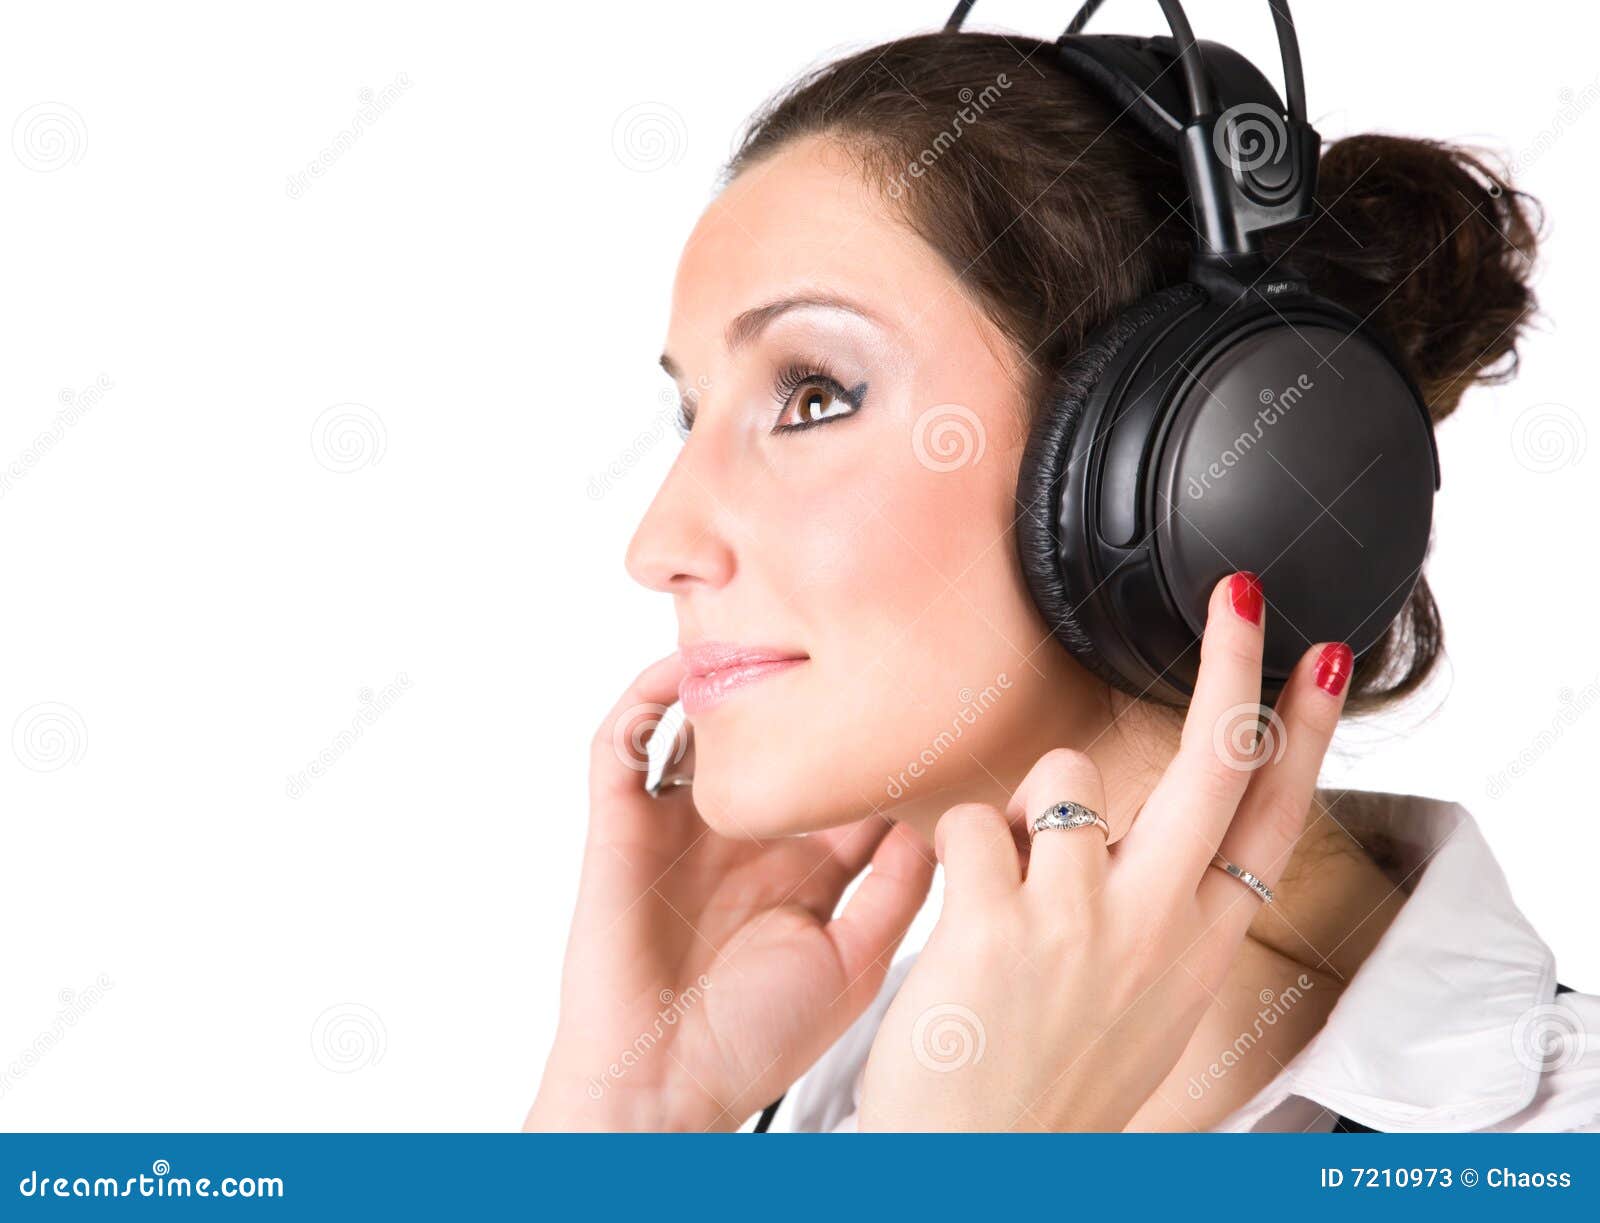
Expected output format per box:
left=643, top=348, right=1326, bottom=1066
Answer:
left=1015, top=284, right=1205, bottom=694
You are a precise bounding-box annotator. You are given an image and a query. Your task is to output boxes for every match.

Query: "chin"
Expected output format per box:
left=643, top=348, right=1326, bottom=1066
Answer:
left=686, top=727, right=862, bottom=840
left=680, top=653, right=1031, bottom=839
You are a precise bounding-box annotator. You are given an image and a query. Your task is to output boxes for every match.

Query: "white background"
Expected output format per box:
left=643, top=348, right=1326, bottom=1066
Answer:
left=2, top=0, right=1596, bottom=1131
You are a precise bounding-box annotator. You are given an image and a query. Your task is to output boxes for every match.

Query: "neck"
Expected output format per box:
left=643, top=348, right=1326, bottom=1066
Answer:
left=884, top=666, right=1407, bottom=1131
left=888, top=676, right=1181, bottom=846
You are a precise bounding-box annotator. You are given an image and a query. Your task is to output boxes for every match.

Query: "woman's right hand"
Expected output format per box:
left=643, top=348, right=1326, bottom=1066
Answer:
left=524, top=653, right=935, bottom=1132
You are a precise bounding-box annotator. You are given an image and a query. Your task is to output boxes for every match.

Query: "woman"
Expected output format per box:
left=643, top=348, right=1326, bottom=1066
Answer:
left=526, top=29, right=1599, bottom=1131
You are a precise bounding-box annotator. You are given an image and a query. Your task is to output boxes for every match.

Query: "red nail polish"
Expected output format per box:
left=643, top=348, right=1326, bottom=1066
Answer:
left=1228, top=572, right=1263, bottom=625
left=1315, top=643, right=1354, bottom=696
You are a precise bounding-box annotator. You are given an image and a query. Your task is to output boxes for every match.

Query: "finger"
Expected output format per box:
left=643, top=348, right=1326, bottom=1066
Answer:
left=1004, top=748, right=1109, bottom=897
left=588, top=652, right=689, bottom=810
left=786, top=814, right=904, bottom=921
left=824, top=822, right=937, bottom=1011
left=1199, top=641, right=1352, bottom=936
left=1120, top=571, right=1265, bottom=880
left=811, top=811, right=900, bottom=880
left=934, top=803, right=1021, bottom=909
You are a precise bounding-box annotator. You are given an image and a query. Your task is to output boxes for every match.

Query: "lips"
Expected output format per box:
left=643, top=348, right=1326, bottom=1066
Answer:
left=678, top=642, right=808, bottom=715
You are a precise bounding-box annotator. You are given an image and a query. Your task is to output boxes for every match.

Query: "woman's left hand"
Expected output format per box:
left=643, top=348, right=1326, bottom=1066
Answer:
left=856, top=572, right=1351, bottom=1131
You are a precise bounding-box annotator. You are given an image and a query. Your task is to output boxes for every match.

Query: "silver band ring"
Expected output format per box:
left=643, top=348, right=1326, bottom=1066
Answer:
left=1209, top=853, right=1275, bottom=904
left=1031, top=801, right=1110, bottom=840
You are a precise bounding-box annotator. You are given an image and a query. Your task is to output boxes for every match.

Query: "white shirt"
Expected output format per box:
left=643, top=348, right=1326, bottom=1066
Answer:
left=763, top=792, right=1600, bottom=1132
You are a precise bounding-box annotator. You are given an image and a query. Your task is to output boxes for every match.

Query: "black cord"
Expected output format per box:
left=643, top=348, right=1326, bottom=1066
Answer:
left=1061, top=0, right=1214, bottom=117
left=943, top=0, right=977, bottom=31
left=753, top=1094, right=784, bottom=1133
left=956, top=0, right=1211, bottom=116
left=1064, top=0, right=1106, bottom=35
left=1267, top=1, right=1307, bottom=122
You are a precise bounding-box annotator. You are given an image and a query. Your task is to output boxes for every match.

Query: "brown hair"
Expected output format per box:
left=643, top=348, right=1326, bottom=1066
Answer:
left=725, top=31, right=1541, bottom=712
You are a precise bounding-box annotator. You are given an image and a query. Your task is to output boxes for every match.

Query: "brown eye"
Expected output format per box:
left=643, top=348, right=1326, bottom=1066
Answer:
left=773, top=372, right=865, bottom=432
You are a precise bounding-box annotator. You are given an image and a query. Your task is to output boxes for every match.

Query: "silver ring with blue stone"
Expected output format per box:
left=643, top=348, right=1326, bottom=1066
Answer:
left=1030, top=801, right=1110, bottom=841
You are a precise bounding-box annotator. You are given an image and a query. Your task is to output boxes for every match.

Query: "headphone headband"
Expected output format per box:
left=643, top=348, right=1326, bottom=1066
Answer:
left=945, top=1, right=1319, bottom=278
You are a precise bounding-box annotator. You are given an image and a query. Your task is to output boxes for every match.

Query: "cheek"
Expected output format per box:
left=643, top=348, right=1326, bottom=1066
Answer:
left=777, top=450, right=1043, bottom=797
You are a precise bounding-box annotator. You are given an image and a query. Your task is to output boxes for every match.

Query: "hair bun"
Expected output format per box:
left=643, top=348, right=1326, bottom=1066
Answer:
left=1268, top=134, right=1542, bottom=424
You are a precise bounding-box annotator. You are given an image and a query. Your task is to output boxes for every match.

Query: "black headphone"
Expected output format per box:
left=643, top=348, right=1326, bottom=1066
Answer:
left=948, top=0, right=1440, bottom=706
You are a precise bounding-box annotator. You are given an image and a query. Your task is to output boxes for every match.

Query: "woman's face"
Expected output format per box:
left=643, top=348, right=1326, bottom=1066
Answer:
left=627, top=135, right=1087, bottom=838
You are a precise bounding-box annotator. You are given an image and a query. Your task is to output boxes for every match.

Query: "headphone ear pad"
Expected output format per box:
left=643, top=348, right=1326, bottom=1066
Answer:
left=1015, top=283, right=1205, bottom=693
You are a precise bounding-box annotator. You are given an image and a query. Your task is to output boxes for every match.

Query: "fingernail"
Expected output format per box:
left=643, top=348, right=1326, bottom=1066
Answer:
left=1228, top=572, right=1263, bottom=625
left=1315, top=643, right=1354, bottom=696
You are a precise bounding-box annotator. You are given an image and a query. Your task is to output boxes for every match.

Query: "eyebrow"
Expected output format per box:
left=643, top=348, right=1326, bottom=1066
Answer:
left=659, top=294, right=884, bottom=380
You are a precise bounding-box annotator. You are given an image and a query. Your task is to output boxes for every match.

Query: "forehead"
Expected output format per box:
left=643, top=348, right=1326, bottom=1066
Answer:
left=669, top=136, right=950, bottom=340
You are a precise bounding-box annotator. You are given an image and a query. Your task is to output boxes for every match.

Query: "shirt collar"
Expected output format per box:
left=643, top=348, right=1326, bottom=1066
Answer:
left=1219, top=793, right=1557, bottom=1132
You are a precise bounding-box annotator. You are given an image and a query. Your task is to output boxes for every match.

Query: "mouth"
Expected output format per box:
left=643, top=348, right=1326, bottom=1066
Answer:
left=678, top=642, right=809, bottom=716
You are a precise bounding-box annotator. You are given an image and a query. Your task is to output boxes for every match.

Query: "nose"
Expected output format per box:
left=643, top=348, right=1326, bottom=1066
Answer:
left=624, top=448, right=737, bottom=594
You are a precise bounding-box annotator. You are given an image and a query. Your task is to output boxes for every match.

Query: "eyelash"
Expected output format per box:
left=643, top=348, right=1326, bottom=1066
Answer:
left=671, top=362, right=868, bottom=438
left=770, top=362, right=867, bottom=434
